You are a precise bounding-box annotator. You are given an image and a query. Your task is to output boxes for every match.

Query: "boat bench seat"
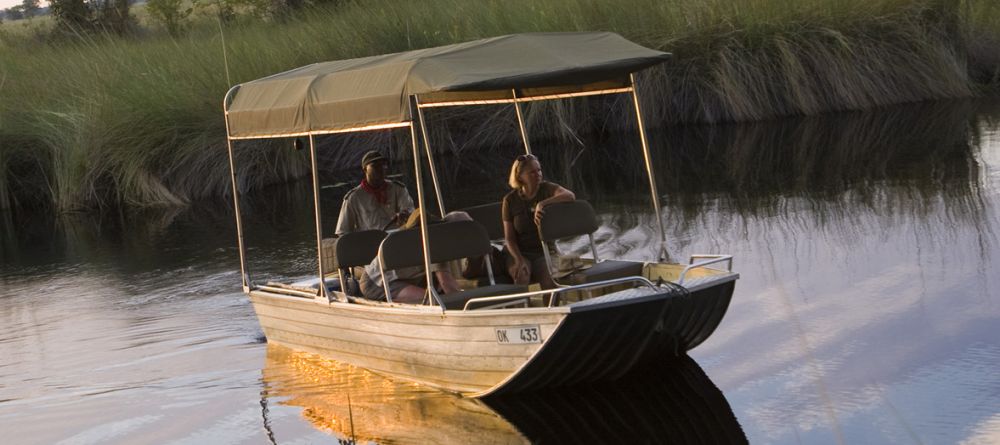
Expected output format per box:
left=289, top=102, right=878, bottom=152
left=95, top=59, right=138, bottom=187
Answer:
left=460, top=202, right=504, bottom=241
left=440, top=284, right=529, bottom=310
left=334, top=229, right=387, bottom=296
left=379, top=220, right=523, bottom=308
left=335, top=229, right=388, bottom=268
left=564, top=259, right=644, bottom=285
left=540, top=200, right=644, bottom=285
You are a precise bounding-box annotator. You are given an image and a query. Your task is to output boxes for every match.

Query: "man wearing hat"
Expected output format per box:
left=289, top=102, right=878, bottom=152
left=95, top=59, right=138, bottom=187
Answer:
left=335, top=150, right=415, bottom=235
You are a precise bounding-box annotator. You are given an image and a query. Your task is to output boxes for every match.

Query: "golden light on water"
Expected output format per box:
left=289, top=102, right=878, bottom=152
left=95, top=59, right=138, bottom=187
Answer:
left=261, top=344, right=525, bottom=444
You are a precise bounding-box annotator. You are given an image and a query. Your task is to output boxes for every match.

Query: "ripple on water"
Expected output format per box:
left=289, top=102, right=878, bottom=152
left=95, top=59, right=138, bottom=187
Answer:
left=2, top=102, right=1000, bottom=444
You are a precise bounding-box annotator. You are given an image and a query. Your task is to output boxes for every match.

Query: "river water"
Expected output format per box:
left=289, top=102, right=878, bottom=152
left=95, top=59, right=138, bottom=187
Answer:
left=1, top=100, right=999, bottom=444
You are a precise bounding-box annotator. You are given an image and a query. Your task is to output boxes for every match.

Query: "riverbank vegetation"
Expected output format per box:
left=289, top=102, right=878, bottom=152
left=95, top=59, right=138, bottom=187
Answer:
left=0, top=0, right=998, bottom=212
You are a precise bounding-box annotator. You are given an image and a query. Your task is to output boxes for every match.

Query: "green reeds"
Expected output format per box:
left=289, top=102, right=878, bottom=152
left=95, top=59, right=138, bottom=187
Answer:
left=0, top=0, right=997, bottom=212
left=966, top=0, right=1000, bottom=86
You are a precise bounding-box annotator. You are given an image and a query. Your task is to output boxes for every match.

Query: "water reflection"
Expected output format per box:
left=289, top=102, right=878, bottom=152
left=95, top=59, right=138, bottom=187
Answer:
left=410, top=99, right=983, bottom=201
left=261, top=344, right=523, bottom=444
left=260, top=344, right=746, bottom=444
left=485, top=356, right=747, bottom=444
left=379, top=100, right=996, bottom=268
left=2, top=101, right=998, bottom=444
left=224, top=99, right=994, bottom=283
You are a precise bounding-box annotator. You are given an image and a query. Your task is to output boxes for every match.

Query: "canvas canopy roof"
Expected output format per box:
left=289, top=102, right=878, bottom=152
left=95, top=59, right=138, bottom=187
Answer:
left=225, top=32, right=671, bottom=139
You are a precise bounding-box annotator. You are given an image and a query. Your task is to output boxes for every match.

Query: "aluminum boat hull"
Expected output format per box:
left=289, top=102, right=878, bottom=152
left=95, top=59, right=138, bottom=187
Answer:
left=249, top=277, right=735, bottom=397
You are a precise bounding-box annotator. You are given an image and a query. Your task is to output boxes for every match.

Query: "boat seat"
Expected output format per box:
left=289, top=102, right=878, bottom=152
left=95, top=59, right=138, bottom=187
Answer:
left=335, top=229, right=387, bottom=296
left=335, top=229, right=387, bottom=268
left=563, top=258, right=644, bottom=284
left=461, top=202, right=504, bottom=241
left=440, top=284, right=528, bottom=310
left=538, top=200, right=644, bottom=285
left=379, top=220, right=527, bottom=308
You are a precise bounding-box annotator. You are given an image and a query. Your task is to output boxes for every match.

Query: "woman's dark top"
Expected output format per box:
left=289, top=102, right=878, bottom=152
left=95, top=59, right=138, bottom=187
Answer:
left=502, top=181, right=558, bottom=259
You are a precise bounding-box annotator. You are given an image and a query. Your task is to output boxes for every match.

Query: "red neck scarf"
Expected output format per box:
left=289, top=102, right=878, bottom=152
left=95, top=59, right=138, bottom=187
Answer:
left=360, top=179, right=388, bottom=205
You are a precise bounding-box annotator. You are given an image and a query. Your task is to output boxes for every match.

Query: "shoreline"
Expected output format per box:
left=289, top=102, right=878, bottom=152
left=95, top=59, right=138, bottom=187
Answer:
left=0, top=0, right=998, bottom=212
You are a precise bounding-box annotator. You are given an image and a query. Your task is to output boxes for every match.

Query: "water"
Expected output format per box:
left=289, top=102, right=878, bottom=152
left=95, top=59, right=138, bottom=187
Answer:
left=2, top=100, right=999, bottom=444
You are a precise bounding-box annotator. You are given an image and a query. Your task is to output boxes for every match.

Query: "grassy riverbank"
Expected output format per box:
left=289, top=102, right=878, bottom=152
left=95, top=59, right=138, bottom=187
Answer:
left=0, top=0, right=998, bottom=212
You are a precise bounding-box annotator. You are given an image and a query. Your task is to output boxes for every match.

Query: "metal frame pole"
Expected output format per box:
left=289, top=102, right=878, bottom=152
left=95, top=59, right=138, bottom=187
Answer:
left=512, top=89, right=533, bottom=155
left=380, top=253, right=393, bottom=304
left=223, top=87, right=250, bottom=293
left=414, top=98, right=447, bottom=217
left=629, top=73, right=669, bottom=261
left=308, top=134, right=333, bottom=301
left=409, top=96, right=446, bottom=309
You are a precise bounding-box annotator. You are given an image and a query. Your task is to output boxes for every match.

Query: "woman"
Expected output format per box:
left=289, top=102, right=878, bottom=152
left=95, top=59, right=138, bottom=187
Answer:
left=502, top=154, right=575, bottom=289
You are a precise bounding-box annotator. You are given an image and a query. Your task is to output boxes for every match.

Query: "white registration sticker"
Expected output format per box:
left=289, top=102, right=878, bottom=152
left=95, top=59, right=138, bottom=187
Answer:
left=495, top=325, right=541, bottom=344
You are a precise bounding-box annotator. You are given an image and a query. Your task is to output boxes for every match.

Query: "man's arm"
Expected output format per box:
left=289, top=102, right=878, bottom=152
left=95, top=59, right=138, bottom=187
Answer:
left=335, top=195, right=355, bottom=235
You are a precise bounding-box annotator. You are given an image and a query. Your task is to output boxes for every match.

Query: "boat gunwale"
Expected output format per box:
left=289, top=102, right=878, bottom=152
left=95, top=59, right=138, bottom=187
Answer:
left=678, top=272, right=740, bottom=292
left=249, top=289, right=572, bottom=318
left=249, top=271, right=739, bottom=317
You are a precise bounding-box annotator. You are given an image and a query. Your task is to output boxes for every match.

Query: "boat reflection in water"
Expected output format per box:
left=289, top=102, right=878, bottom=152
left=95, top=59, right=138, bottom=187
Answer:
left=261, top=344, right=746, bottom=444
left=261, top=344, right=524, bottom=444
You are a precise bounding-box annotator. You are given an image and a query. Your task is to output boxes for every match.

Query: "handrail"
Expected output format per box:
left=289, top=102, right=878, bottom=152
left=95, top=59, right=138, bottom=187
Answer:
left=257, top=285, right=321, bottom=299
left=461, top=276, right=658, bottom=310
left=678, top=255, right=734, bottom=285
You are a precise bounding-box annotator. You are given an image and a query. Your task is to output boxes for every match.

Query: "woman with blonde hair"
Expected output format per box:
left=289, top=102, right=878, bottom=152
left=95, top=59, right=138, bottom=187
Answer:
left=502, top=154, right=575, bottom=289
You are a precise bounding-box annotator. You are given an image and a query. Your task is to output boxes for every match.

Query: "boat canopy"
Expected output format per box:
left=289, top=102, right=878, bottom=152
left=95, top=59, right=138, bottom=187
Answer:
left=225, top=32, right=671, bottom=138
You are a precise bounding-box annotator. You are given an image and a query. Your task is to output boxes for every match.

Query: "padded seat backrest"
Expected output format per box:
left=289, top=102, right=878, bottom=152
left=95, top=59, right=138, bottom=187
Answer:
left=461, top=202, right=504, bottom=240
left=380, top=220, right=492, bottom=271
left=538, top=200, right=599, bottom=241
left=334, top=230, right=387, bottom=268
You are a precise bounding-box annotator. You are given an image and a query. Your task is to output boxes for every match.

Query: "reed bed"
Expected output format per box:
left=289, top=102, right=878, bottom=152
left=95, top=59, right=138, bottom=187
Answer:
left=0, top=0, right=996, bottom=212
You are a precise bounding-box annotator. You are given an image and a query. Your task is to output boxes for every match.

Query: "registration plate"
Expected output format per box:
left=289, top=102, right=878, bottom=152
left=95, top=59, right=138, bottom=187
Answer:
left=495, top=325, right=541, bottom=344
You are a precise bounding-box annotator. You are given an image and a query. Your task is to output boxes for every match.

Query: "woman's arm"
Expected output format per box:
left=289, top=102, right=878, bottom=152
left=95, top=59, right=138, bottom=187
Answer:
left=435, top=270, right=462, bottom=294
left=534, top=184, right=575, bottom=225
left=540, top=184, right=574, bottom=206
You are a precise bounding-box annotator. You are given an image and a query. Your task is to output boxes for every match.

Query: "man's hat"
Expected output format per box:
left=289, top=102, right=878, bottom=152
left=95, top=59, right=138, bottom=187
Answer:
left=361, top=151, right=387, bottom=168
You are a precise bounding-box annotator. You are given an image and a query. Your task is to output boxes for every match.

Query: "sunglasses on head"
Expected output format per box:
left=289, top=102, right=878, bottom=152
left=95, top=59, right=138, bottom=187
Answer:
left=516, top=154, right=537, bottom=162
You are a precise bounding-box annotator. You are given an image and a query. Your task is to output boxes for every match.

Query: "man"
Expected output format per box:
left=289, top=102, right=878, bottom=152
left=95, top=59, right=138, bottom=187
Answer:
left=335, top=150, right=415, bottom=235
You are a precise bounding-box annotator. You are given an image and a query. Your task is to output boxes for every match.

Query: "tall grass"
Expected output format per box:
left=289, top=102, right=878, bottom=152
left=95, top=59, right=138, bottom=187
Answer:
left=0, top=0, right=997, bottom=212
left=966, top=0, right=1000, bottom=86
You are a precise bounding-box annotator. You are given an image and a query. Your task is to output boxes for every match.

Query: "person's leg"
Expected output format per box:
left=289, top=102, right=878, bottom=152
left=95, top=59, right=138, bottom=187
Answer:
left=506, top=253, right=530, bottom=285
left=358, top=272, right=385, bottom=301
left=362, top=273, right=416, bottom=302
left=530, top=256, right=556, bottom=289
left=393, top=284, right=426, bottom=304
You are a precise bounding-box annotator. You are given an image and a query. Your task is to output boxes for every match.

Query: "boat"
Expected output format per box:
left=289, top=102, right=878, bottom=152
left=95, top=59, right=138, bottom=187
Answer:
left=223, top=32, right=739, bottom=397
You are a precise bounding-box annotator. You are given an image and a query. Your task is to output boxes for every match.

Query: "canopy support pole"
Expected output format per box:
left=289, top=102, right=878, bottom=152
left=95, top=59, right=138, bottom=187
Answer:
left=630, top=73, right=669, bottom=262
left=512, top=90, right=532, bottom=155
left=414, top=97, right=447, bottom=216
left=409, top=96, right=446, bottom=310
left=308, top=134, right=333, bottom=301
left=223, top=89, right=250, bottom=293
